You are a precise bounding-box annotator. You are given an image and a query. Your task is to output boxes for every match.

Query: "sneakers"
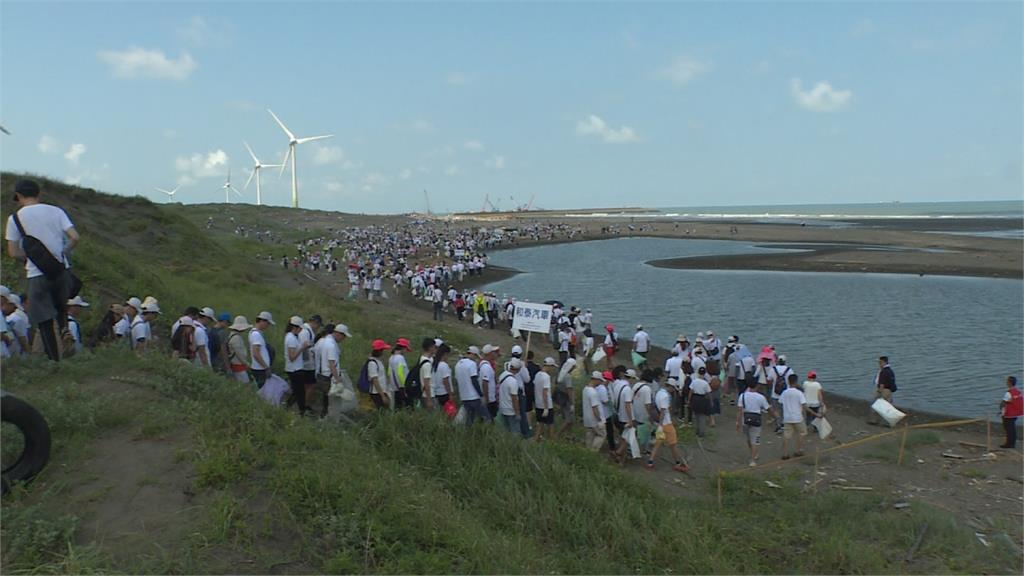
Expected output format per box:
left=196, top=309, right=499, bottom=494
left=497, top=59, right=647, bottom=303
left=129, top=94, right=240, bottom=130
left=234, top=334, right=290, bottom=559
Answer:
left=672, top=463, right=689, bottom=473
left=645, top=462, right=655, bottom=470
left=748, top=459, right=756, bottom=467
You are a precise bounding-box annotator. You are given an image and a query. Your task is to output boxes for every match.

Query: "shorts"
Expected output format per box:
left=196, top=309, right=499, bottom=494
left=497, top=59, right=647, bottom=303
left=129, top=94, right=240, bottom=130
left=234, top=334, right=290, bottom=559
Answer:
left=783, top=421, right=808, bottom=440
left=555, top=389, right=574, bottom=420
left=26, top=270, right=72, bottom=325
left=659, top=424, right=678, bottom=446
left=534, top=408, right=554, bottom=424
left=744, top=425, right=762, bottom=446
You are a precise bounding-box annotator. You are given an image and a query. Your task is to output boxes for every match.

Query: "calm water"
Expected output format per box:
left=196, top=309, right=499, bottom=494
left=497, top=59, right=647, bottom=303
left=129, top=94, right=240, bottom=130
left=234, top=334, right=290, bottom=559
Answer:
left=482, top=238, right=1024, bottom=419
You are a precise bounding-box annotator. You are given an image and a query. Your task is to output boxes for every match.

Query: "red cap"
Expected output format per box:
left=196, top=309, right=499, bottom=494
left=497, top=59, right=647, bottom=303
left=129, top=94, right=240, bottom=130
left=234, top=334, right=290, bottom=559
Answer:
left=602, top=370, right=613, bottom=381
left=395, top=338, right=411, bottom=350
left=605, top=324, right=615, bottom=332
left=808, top=371, right=817, bottom=379
left=371, top=339, right=392, bottom=352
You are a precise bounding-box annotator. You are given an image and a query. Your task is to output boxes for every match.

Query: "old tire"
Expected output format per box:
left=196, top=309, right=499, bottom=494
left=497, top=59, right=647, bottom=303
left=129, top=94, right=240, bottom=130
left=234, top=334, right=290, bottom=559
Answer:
left=1, top=392, right=51, bottom=494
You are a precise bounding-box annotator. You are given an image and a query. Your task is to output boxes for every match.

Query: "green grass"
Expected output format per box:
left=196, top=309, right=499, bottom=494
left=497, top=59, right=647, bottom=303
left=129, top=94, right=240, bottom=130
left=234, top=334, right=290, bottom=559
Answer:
left=1, top=173, right=1021, bottom=574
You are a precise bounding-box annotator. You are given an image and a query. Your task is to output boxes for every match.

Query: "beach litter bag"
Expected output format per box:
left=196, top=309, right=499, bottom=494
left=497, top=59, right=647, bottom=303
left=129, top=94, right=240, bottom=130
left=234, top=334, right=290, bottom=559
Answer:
left=812, top=416, right=833, bottom=439
left=328, top=370, right=360, bottom=415
left=258, top=373, right=290, bottom=406
left=591, top=348, right=606, bottom=363
left=622, top=426, right=642, bottom=459
left=871, top=398, right=906, bottom=427
left=473, top=313, right=484, bottom=325
left=453, top=405, right=467, bottom=425
left=631, top=351, right=646, bottom=367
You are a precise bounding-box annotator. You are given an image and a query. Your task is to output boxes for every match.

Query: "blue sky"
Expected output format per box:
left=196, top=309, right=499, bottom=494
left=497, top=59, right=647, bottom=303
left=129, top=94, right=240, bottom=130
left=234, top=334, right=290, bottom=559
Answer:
left=1, top=1, right=1021, bottom=213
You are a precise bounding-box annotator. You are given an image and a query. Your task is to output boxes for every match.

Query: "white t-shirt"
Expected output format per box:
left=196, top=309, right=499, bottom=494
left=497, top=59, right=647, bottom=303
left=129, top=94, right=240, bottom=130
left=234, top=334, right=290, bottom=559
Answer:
left=614, top=380, right=634, bottom=423
left=597, top=383, right=611, bottom=413
left=114, top=315, right=130, bottom=338
left=497, top=371, right=521, bottom=416
left=5, top=204, right=74, bottom=278
left=738, top=390, right=770, bottom=416
left=366, top=357, right=386, bottom=394
left=582, top=386, right=605, bottom=427
left=802, top=380, right=823, bottom=407
left=299, top=324, right=316, bottom=370
left=771, top=365, right=793, bottom=399
left=194, top=323, right=210, bottom=366
left=479, top=360, right=496, bottom=402
left=690, top=355, right=706, bottom=374
left=316, top=337, right=339, bottom=377
left=432, top=361, right=452, bottom=397
left=631, top=382, right=653, bottom=423
left=633, top=330, right=650, bottom=353
left=558, top=330, right=570, bottom=352
left=388, top=353, right=408, bottom=393
left=779, top=387, right=807, bottom=423
left=130, top=316, right=149, bottom=347
left=664, top=355, right=683, bottom=379
left=284, top=332, right=304, bottom=372
left=689, top=377, right=711, bottom=396
left=418, top=355, right=433, bottom=396
left=454, top=357, right=481, bottom=401
left=655, top=388, right=673, bottom=426
left=249, top=329, right=270, bottom=369
left=5, top=310, right=29, bottom=355
left=533, top=371, right=552, bottom=410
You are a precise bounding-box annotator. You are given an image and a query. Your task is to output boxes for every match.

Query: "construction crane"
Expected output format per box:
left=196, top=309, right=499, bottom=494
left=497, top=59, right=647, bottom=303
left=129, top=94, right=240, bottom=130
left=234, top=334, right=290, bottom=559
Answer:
left=481, top=194, right=500, bottom=212
left=423, top=189, right=432, bottom=215
left=525, top=193, right=536, bottom=211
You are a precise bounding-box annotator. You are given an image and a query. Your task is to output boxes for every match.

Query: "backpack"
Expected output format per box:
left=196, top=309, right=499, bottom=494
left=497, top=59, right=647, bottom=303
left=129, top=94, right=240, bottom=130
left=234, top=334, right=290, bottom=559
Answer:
left=773, top=366, right=792, bottom=396
left=404, top=359, right=430, bottom=398
left=357, top=359, right=373, bottom=393
left=11, top=213, right=65, bottom=278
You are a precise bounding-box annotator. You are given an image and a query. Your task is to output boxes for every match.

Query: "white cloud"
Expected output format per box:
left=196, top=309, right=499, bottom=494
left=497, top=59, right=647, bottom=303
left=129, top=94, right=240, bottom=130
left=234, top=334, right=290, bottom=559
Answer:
left=576, top=115, right=640, bottom=144
left=38, top=134, right=59, bottom=154
left=790, top=78, right=853, bottom=113
left=97, top=47, right=197, bottom=81
left=444, top=165, right=461, bottom=176
left=312, top=144, right=345, bottom=165
left=660, top=56, right=709, bottom=86
left=411, top=119, right=434, bottom=133
left=176, top=174, right=197, bottom=187
left=398, top=168, right=412, bottom=180
left=463, top=139, right=484, bottom=151
left=325, top=180, right=345, bottom=193
left=175, top=149, right=229, bottom=178
left=446, top=72, right=470, bottom=86
left=63, top=143, right=87, bottom=164
left=486, top=155, right=506, bottom=169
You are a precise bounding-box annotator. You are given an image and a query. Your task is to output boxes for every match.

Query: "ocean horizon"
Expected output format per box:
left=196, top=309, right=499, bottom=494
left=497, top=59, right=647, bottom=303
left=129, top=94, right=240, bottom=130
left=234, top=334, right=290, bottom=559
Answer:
left=630, top=200, right=1023, bottom=220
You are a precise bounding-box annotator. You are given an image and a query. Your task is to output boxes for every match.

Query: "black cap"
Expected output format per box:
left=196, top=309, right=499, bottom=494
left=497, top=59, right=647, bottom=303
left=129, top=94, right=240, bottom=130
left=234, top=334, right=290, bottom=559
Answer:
left=13, top=179, right=40, bottom=200
left=309, top=314, right=323, bottom=324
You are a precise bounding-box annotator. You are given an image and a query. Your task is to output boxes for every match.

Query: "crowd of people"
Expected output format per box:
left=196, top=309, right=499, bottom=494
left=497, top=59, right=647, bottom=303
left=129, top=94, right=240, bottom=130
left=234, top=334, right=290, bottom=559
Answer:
left=4, top=177, right=1023, bottom=467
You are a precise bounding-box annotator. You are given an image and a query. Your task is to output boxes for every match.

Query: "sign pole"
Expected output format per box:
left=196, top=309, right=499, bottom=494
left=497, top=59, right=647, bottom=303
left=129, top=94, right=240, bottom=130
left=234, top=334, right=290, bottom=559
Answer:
left=524, top=332, right=532, bottom=361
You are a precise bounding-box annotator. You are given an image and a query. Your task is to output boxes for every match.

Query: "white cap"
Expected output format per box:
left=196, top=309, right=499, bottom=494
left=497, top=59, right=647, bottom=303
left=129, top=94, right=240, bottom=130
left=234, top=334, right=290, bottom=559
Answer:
left=636, top=324, right=643, bottom=330
left=697, top=331, right=704, bottom=339
left=482, top=344, right=500, bottom=355
left=543, top=357, right=559, bottom=367
left=591, top=370, right=604, bottom=380
left=141, top=302, right=161, bottom=314
left=256, top=311, right=276, bottom=325
left=434, top=338, right=444, bottom=347
left=7, top=293, right=22, bottom=308
left=200, top=307, right=216, bottom=319
left=177, top=315, right=195, bottom=327
left=625, top=369, right=637, bottom=379
left=289, top=315, right=304, bottom=327
left=126, top=297, right=142, bottom=310
left=778, top=354, right=787, bottom=363
left=511, top=344, right=523, bottom=356
left=334, top=324, right=352, bottom=337
left=509, top=358, right=523, bottom=370
left=0, top=285, right=10, bottom=299
left=467, top=345, right=481, bottom=356
left=67, top=295, right=91, bottom=307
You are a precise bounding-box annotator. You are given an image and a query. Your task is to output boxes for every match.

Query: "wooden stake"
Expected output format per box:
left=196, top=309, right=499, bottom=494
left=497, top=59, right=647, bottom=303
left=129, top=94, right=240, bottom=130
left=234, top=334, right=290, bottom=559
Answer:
left=898, top=423, right=910, bottom=466
left=986, top=420, right=992, bottom=452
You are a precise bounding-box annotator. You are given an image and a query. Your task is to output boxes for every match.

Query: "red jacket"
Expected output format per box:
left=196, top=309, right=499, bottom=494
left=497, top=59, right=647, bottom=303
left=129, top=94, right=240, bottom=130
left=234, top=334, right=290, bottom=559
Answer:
left=1004, top=387, right=1023, bottom=418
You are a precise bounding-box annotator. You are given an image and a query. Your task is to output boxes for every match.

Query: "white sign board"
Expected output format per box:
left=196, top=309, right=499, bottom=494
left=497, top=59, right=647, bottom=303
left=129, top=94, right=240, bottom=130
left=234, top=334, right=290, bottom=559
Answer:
left=453, top=249, right=466, bottom=258
left=511, top=302, right=553, bottom=334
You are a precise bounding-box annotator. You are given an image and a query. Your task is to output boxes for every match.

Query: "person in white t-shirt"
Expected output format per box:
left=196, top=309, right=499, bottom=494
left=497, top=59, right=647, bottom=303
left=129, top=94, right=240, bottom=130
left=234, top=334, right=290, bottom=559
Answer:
left=533, top=358, right=557, bottom=439
left=769, top=356, right=794, bottom=434
left=431, top=344, right=453, bottom=407
left=582, top=372, right=607, bottom=451
left=631, top=370, right=657, bottom=455
left=646, top=384, right=689, bottom=473
left=480, top=344, right=500, bottom=418
left=1, top=295, right=30, bottom=357
left=736, top=381, right=771, bottom=466
left=193, top=308, right=215, bottom=368
left=688, top=366, right=712, bottom=438
left=312, top=323, right=350, bottom=418
left=132, top=302, right=160, bottom=353
left=388, top=338, right=412, bottom=409
left=284, top=316, right=309, bottom=415
left=555, top=357, right=578, bottom=436
left=366, top=340, right=392, bottom=410
left=4, top=179, right=80, bottom=361
left=779, top=373, right=808, bottom=459
left=431, top=285, right=444, bottom=322
left=414, top=338, right=437, bottom=410
left=455, top=346, right=491, bottom=425
left=801, top=371, right=826, bottom=430
left=632, top=325, right=650, bottom=366
left=497, top=360, right=523, bottom=434
left=249, top=311, right=276, bottom=388
left=611, top=367, right=636, bottom=462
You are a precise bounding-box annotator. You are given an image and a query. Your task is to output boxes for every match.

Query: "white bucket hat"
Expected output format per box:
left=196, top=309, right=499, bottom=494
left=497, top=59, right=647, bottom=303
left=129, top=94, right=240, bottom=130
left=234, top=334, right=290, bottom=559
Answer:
left=141, top=302, right=161, bottom=315
left=230, top=315, right=252, bottom=331
left=66, top=296, right=90, bottom=307
left=125, top=296, right=142, bottom=311
left=256, top=311, right=276, bottom=325
left=200, top=307, right=216, bottom=320
left=288, top=315, right=304, bottom=327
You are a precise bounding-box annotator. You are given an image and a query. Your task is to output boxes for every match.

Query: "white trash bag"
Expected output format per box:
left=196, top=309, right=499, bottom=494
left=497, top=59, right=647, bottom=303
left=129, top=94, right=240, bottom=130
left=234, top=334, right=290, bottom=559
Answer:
left=259, top=373, right=290, bottom=406
left=591, top=348, right=606, bottom=364
left=871, top=398, right=906, bottom=427
left=328, top=369, right=359, bottom=417
left=812, top=416, right=833, bottom=439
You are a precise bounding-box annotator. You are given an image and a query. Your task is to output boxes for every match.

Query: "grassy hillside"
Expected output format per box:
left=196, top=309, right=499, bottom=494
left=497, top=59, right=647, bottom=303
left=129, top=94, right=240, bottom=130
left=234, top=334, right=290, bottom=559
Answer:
left=1, top=173, right=1019, bottom=574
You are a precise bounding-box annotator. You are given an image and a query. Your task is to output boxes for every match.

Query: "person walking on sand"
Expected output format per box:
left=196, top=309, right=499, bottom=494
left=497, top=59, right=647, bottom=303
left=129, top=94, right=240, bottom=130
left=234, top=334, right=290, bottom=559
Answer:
left=602, top=324, right=619, bottom=369
left=632, top=324, right=650, bottom=367
left=770, top=355, right=794, bottom=434
left=737, top=380, right=771, bottom=467
left=583, top=371, right=608, bottom=451
left=611, top=366, right=636, bottom=463
left=688, top=366, right=712, bottom=438
left=598, top=370, right=616, bottom=451
left=780, top=373, right=808, bottom=460
left=802, top=371, right=827, bottom=432
left=999, top=376, right=1022, bottom=449
left=646, top=380, right=689, bottom=473
left=632, top=369, right=657, bottom=457
left=868, top=356, right=897, bottom=425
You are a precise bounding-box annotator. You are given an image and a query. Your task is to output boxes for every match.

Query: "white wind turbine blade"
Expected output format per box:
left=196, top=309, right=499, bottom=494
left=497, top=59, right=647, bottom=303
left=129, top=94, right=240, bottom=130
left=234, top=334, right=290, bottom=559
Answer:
left=267, top=109, right=296, bottom=141
left=244, top=168, right=256, bottom=190
left=170, top=186, right=180, bottom=195
left=155, top=187, right=173, bottom=195
left=229, top=185, right=243, bottom=197
left=279, top=146, right=292, bottom=177
left=0, top=125, right=11, bottom=135
left=244, top=141, right=259, bottom=165
left=296, top=134, right=333, bottom=145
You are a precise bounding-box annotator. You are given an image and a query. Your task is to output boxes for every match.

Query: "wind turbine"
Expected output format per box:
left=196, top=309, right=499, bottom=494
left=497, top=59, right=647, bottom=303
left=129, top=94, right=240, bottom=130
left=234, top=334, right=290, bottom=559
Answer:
left=267, top=109, right=332, bottom=208
left=0, top=125, right=10, bottom=135
left=219, top=168, right=242, bottom=204
left=243, top=142, right=282, bottom=207
left=155, top=186, right=179, bottom=202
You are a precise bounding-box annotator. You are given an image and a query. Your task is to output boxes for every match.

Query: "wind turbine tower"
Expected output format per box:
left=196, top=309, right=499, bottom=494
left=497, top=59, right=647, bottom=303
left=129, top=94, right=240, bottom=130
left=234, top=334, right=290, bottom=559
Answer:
left=267, top=109, right=333, bottom=208
left=243, top=141, right=282, bottom=207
